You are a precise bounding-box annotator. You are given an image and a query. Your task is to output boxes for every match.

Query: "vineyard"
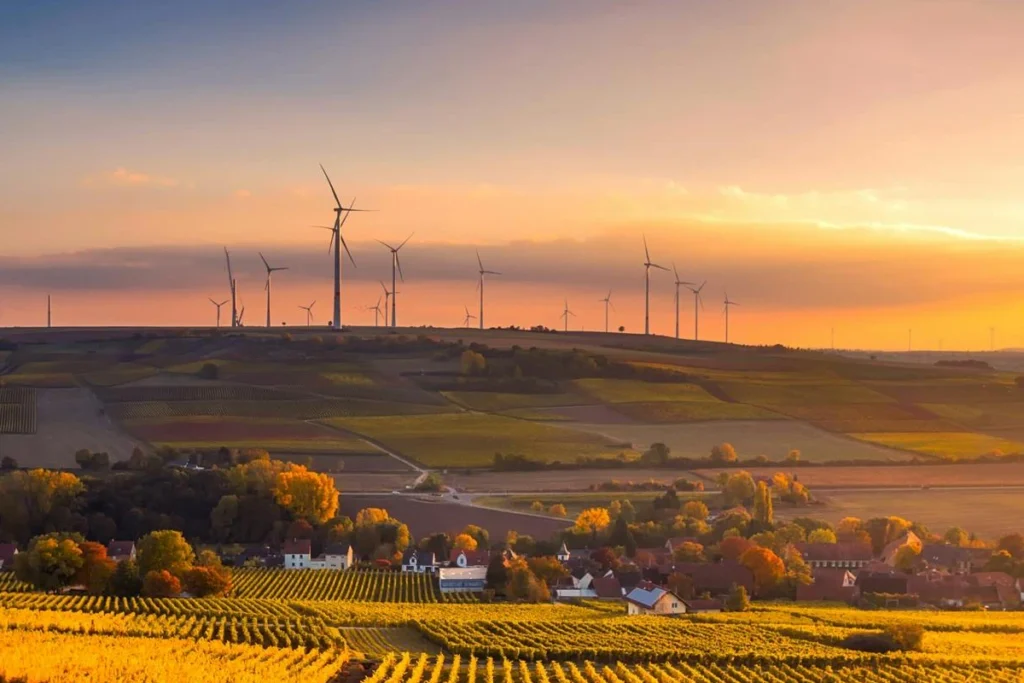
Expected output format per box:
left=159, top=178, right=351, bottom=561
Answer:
left=0, top=386, right=36, bottom=434
left=232, top=568, right=477, bottom=603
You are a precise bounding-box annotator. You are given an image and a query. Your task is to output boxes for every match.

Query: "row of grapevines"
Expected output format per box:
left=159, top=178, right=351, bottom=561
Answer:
left=232, top=569, right=477, bottom=603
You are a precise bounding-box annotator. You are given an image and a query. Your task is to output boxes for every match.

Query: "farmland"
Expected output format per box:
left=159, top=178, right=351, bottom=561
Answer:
left=125, top=416, right=377, bottom=453
left=231, top=568, right=473, bottom=602
left=0, top=386, right=35, bottom=434
left=849, top=432, right=1024, bottom=460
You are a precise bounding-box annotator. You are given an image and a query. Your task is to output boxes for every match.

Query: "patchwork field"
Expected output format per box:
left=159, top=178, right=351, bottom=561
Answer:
left=476, top=491, right=687, bottom=518
left=441, top=390, right=589, bottom=411
left=849, top=431, right=1024, bottom=460
left=693, top=462, right=1024, bottom=488
left=563, top=420, right=915, bottom=462
left=326, top=413, right=637, bottom=467
left=445, top=468, right=692, bottom=492
left=125, top=416, right=378, bottom=453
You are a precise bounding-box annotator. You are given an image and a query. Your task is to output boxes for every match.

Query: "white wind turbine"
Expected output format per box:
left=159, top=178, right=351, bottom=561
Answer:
left=560, top=299, right=576, bottom=332
left=462, top=305, right=477, bottom=328
left=687, top=281, right=707, bottom=341
left=377, top=233, right=413, bottom=328
left=643, top=235, right=669, bottom=335
left=599, top=290, right=614, bottom=333
left=319, top=164, right=373, bottom=329
left=259, top=252, right=289, bottom=328
left=476, top=250, right=501, bottom=330
left=299, top=300, right=316, bottom=326
left=723, top=292, right=739, bottom=344
left=224, top=247, right=237, bottom=327
left=672, top=264, right=694, bottom=340
left=380, top=281, right=392, bottom=327
left=209, top=298, right=228, bottom=328
left=366, top=296, right=384, bottom=327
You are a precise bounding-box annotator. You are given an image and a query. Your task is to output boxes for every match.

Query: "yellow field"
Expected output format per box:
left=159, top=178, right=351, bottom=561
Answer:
left=849, top=431, right=1024, bottom=460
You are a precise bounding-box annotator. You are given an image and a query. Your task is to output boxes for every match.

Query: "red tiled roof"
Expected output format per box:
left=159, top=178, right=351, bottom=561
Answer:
left=591, top=576, right=623, bottom=599
left=797, top=569, right=856, bottom=602
left=448, top=549, right=491, bottom=566
left=283, top=539, right=312, bottom=555
left=670, top=561, right=754, bottom=595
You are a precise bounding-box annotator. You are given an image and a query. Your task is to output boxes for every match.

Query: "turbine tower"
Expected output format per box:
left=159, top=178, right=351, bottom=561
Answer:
left=672, top=264, right=694, bottom=340
left=560, top=299, right=576, bottom=332
left=642, top=235, right=668, bottom=335
left=259, top=252, right=288, bottom=328
left=599, top=290, right=614, bottom=333
left=367, top=297, right=384, bottom=326
left=224, top=247, right=237, bottom=327
left=377, top=233, right=413, bottom=328
left=299, top=300, right=316, bottom=326
left=319, top=164, right=371, bottom=330
left=686, top=281, right=707, bottom=341
left=380, top=281, right=392, bottom=327
left=462, top=305, right=477, bottom=328
left=209, top=298, right=228, bottom=327
left=723, top=292, right=739, bottom=344
left=476, top=250, right=501, bottom=330
left=47, top=294, right=51, bottom=328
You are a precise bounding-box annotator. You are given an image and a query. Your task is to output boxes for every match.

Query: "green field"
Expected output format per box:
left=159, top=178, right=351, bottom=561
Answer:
left=849, top=431, right=1024, bottom=460
left=325, top=412, right=637, bottom=467
left=717, top=379, right=895, bottom=406
left=573, top=378, right=727, bottom=404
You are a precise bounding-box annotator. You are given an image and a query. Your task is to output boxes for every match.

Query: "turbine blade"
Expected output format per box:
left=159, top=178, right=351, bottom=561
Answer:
left=340, top=234, right=356, bottom=267
left=338, top=198, right=357, bottom=230
left=643, top=234, right=651, bottom=262
left=651, top=263, right=669, bottom=272
left=396, top=253, right=405, bottom=281
left=259, top=252, right=269, bottom=270
left=320, top=163, right=342, bottom=208
left=376, top=239, right=394, bottom=250
left=397, top=232, right=414, bottom=250
left=328, top=230, right=336, bottom=254
left=476, top=249, right=484, bottom=271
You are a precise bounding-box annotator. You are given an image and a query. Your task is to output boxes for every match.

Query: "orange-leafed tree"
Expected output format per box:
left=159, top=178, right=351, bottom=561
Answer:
left=143, top=569, right=181, bottom=597
left=453, top=533, right=478, bottom=551
left=740, top=546, right=786, bottom=597
left=273, top=467, right=339, bottom=524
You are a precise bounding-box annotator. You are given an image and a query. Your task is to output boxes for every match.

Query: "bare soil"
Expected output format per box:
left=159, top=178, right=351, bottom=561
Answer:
left=331, top=473, right=417, bottom=492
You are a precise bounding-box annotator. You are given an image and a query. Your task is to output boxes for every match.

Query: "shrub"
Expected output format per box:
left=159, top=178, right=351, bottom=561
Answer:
left=198, top=363, right=220, bottom=380
left=842, top=624, right=924, bottom=653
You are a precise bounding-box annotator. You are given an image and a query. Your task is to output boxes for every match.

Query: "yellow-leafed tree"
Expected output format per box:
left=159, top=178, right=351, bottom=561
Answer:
left=573, top=507, right=611, bottom=534
left=273, top=467, right=339, bottom=524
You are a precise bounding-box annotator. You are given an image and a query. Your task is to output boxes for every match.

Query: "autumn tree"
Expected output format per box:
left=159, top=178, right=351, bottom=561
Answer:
left=894, top=544, right=922, bottom=574
left=549, top=504, right=567, bottom=518
left=682, top=500, right=708, bottom=521
left=0, top=469, right=84, bottom=544
left=718, top=535, right=752, bottom=561
left=753, top=481, right=773, bottom=526
left=453, top=533, right=478, bottom=551
left=710, top=442, right=738, bottom=464
left=527, top=556, right=569, bottom=585
left=356, top=508, right=391, bottom=527
left=273, top=467, right=339, bottom=524
left=943, top=527, right=968, bottom=546
left=227, top=458, right=295, bottom=496
left=807, top=528, right=838, bottom=544
left=504, top=556, right=549, bottom=602
left=210, top=495, right=239, bottom=543
left=460, top=349, right=487, bottom=375
left=667, top=572, right=694, bottom=600
left=109, top=558, right=142, bottom=597
left=143, top=569, right=181, bottom=597
left=573, top=507, right=611, bottom=535
left=997, top=533, right=1024, bottom=559
left=136, top=530, right=195, bottom=578
left=74, top=541, right=116, bottom=594
left=740, top=546, right=786, bottom=596
left=723, top=471, right=756, bottom=507
left=673, top=541, right=706, bottom=563
left=183, top=565, right=232, bottom=597
left=725, top=584, right=751, bottom=612
left=461, top=525, right=490, bottom=549
left=14, top=533, right=84, bottom=591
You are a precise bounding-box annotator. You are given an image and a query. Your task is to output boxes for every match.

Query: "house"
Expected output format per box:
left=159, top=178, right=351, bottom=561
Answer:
left=449, top=549, right=491, bottom=568
left=796, top=568, right=857, bottom=603
left=556, top=542, right=571, bottom=563
left=0, top=544, right=17, bottom=571
left=106, top=541, right=136, bottom=564
left=322, top=543, right=354, bottom=570
left=283, top=539, right=314, bottom=569
left=401, top=549, right=440, bottom=573
left=591, top=576, right=624, bottom=600
left=880, top=531, right=922, bottom=566
left=633, top=548, right=672, bottom=568
left=682, top=598, right=723, bottom=613
left=667, top=561, right=755, bottom=597
left=624, top=581, right=687, bottom=616
left=234, top=545, right=281, bottom=568
left=795, top=542, right=872, bottom=569
left=855, top=569, right=910, bottom=599
left=438, top=566, right=487, bottom=593
left=556, top=544, right=591, bottom=564
left=283, top=540, right=353, bottom=570
left=919, top=544, right=990, bottom=574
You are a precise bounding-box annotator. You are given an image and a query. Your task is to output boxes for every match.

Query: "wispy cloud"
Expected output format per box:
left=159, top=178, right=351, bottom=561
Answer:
left=82, top=167, right=179, bottom=189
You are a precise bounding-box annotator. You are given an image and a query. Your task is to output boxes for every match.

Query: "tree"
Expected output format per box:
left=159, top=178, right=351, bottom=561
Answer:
left=420, top=533, right=451, bottom=559
left=739, top=546, right=786, bottom=596
left=460, top=349, right=487, bottom=375
left=753, top=481, right=773, bottom=526
left=725, top=584, right=751, bottom=612
left=461, top=525, right=490, bottom=549
left=666, top=572, right=694, bottom=600
left=710, top=443, right=738, bottom=464
left=864, top=516, right=912, bottom=555
left=272, top=467, right=338, bottom=524
left=453, top=533, right=478, bottom=551
left=723, top=471, right=756, bottom=507
left=198, top=362, right=220, bottom=380
left=837, top=516, right=863, bottom=539
left=109, top=558, right=142, bottom=596
left=136, top=530, right=194, bottom=578
left=573, top=508, right=611, bottom=535
left=356, top=508, right=391, bottom=526
left=673, top=542, right=706, bottom=563
left=682, top=500, right=708, bottom=521
left=74, top=541, right=116, bottom=594
left=549, top=504, right=567, bottom=518
left=590, top=547, right=620, bottom=571
left=997, top=533, right=1024, bottom=559
left=785, top=449, right=801, bottom=463
left=485, top=554, right=508, bottom=593
left=504, top=556, right=549, bottom=602
left=943, top=527, right=969, bottom=547
left=210, top=495, right=239, bottom=543
left=287, top=519, right=314, bottom=540
left=807, top=528, right=838, bottom=544
left=0, top=455, right=17, bottom=470
left=531, top=501, right=544, bottom=512
left=894, top=544, right=921, bottom=573
left=14, top=533, right=85, bottom=591
left=641, top=442, right=671, bottom=466
left=183, top=565, right=232, bottom=597
left=718, top=535, right=752, bottom=561
left=414, top=472, right=444, bottom=492
left=142, top=569, right=181, bottom=597
left=984, top=550, right=1017, bottom=574
left=527, top=556, right=569, bottom=585
left=0, top=469, right=84, bottom=544
left=618, top=499, right=636, bottom=523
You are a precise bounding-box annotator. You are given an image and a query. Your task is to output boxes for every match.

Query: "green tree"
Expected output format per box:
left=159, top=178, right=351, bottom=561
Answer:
left=618, top=499, right=636, bottom=523
left=725, top=584, right=751, bottom=612
left=210, top=495, right=239, bottom=543
left=136, top=530, right=195, bottom=578
left=753, top=481, right=773, bottom=525
left=13, top=532, right=85, bottom=592
left=807, top=528, right=838, bottom=544
left=485, top=554, right=508, bottom=593
left=641, top=442, right=671, bottom=466
left=109, top=558, right=142, bottom=597
left=943, top=527, right=969, bottom=546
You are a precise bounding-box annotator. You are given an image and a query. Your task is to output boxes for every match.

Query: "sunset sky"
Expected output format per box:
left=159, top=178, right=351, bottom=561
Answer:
left=3, top=1, right=1024, bottom=349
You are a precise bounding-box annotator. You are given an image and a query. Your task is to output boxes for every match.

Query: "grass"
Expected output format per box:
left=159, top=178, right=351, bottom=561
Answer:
left=865, top=378, right=1023, bottom=404
left=572, top=378, right=724, bottom=403
left=325, top=412, right=637, bottom=467
left=610, top=400, right=781, bottom=422
left=848, top=431, right=1024, bottom=460
left=922, top=402, right=1024, bottom=430
left=441, top=391, right=586, bottom=411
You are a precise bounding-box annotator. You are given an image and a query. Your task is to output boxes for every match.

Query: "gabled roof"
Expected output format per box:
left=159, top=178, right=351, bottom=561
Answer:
left=557, top=542, right=570, bottom=556
left=402, top=548, right=437, bottom=565
left=591, top=576, right=623, bottom=599
left=795, top=542, right=873, bottom=563
left=624, top=582, right=673, bottom=609
left=797, top=568, right=857, bottom=602
left=856, top=571, right=909, bottom=594
left=449, top=549, right=491, bottom=565
left=283, top=539, right=312, bottom=556
left=324, top=543, right=351, bottom=556
left=106, top=541, right=135, bottom=557
left=0, top=544, right=17, bottom=563
left=669, top=561, right=754, bottom=594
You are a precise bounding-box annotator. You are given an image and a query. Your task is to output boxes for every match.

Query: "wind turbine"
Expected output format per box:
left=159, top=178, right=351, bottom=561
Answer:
left=380, top=281, right=392, bottom=327
left=377, top=233, right=413, bottom=328
left=687, top=281, right=707, bottom=341
left=723, top=292, right=739, bottom=344
left=560, top=299, right=576, bottom=333
left=224, top=247, right=237, bottom=327
left=319, top=164, right=373, bottom=329
left=476, top=250, right=501, bottom=330
left=642, top=235, right=668, bottom=335
left=599, top=290, right=614, bottom=333
left=367, top=297, right=384, bottom=327
left=462, top=305, right=477, bottom=328
left=672, top=264, right=694, bottom=340
left=209, top=298, right=228, bottom=327
left=237, top=304, right=246, bottom=327
left=299, top=300, right=316, bottom=326
left=46, top=294, right=51, bottom=328
left=259, top=252, right=288, bottom=328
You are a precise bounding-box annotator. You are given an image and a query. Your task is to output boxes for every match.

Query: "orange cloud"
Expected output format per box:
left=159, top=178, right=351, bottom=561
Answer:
left=82, top=167, right=179, bottom=189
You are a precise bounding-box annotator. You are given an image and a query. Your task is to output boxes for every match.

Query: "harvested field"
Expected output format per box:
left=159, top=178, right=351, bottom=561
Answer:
left=562, top=420, right=916, bottom=462
left=849, top=431, right=1024, bottom=460
left=326, top=413, right=637, bottom=467
left=923, top=402, right=1024, bottom=430
left=692, top=463, right=1024, bottom=488
left=107, top=397, right=441, bottom=421
left=337, top=494, right=570, bottom=540
left=97, top=384, right=298, bottom=403
left=865, top=378, right=1022, bottom=404
left=441, top=391, right=588, bottom=411
left=572, top=378, right=722, bottom=403
left=528, top=404, right=641, bottom=424
left=331, top=472, right=417, bottom=492
left=445, top=468, right=694, bottom=492
left=125, top=416, right=376, bottom=452
left=609, top=400, right=780, bottom=423
left=769, top=402, right=956, bottom=433
left=276, top=452, right=412, bottom=473
left=0, top=388, right=147, bottom=468
left=800, top=489, right=1024, bottom=539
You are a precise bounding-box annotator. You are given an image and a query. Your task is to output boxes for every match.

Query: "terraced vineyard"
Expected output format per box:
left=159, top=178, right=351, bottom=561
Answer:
left=232, top=569, right=477, bottom=603
left=0, top=386, right=36, bottom=434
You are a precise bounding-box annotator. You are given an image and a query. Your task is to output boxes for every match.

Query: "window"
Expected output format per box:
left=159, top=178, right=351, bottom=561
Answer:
left=672, top=602, right=678, bottom=609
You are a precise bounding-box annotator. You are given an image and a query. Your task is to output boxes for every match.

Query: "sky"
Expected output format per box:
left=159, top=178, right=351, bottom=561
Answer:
left=2, top=1, right=1024, bottom=349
